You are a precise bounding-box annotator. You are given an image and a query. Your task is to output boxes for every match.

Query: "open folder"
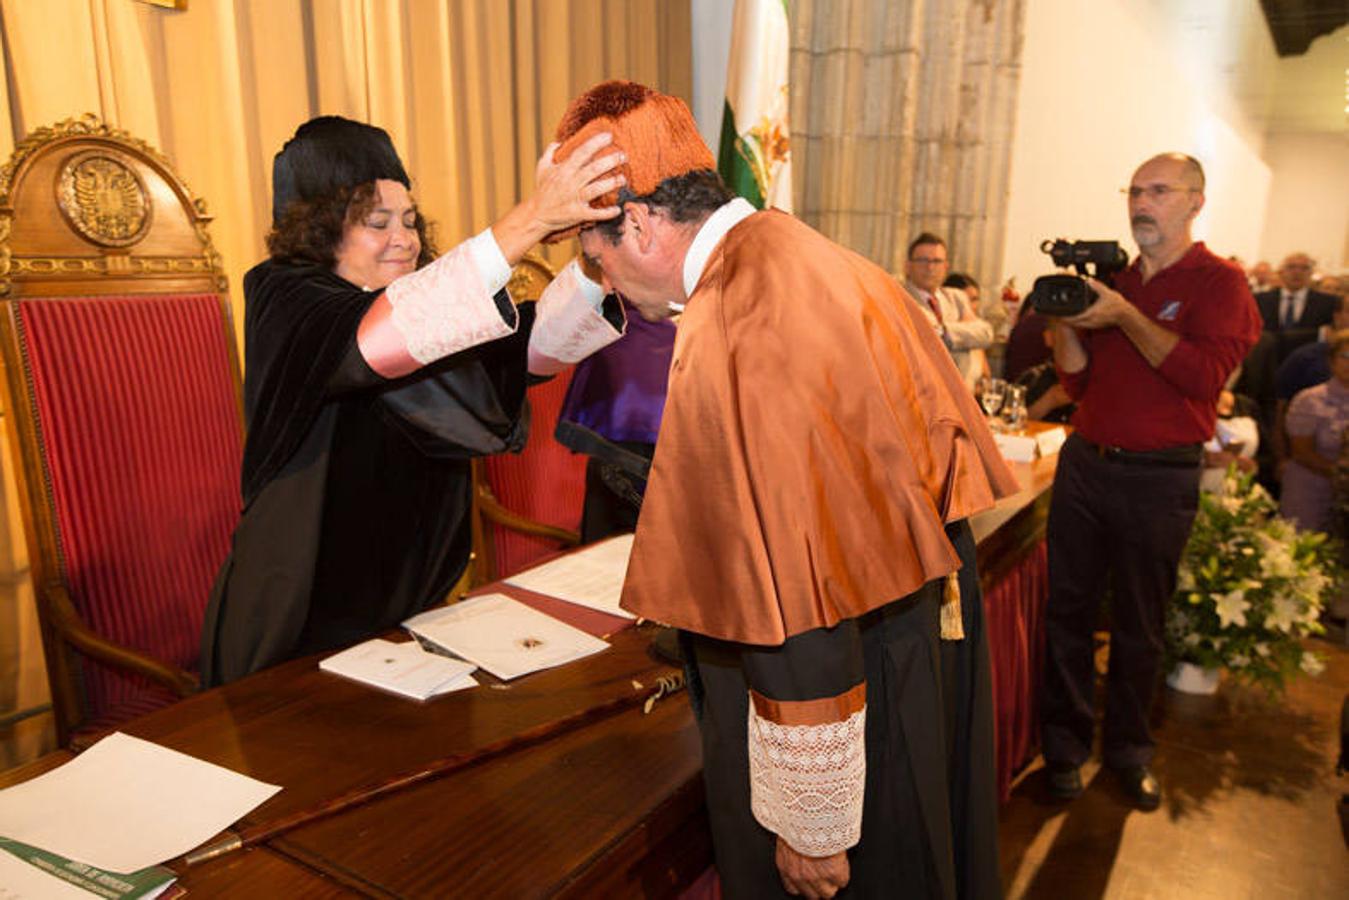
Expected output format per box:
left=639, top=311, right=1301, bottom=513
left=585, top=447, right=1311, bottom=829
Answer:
left=403, top=593, right=609, bottom=681
left=320, top=638, right=478, bottom=700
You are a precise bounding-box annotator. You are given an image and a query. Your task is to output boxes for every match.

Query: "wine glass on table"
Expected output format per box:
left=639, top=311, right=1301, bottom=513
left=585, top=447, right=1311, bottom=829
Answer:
left=1002, top=384, right=1028, bottom=432
left=977, top=376, right=1007, bottom=430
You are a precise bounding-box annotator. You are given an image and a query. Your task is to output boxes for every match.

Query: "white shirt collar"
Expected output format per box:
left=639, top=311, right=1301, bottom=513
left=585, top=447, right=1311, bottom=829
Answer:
left=681, top=198, right=757, bottom=299
left=904, top=280, right=935, bottom=302
left=1283, top=287, right=1307, bottom=302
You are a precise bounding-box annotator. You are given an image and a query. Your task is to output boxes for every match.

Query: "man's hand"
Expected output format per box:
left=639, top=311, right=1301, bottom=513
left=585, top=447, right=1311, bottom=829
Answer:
left=776, top=837, right=850, bottom=899
left=1061, top=277, right=1135, bottom=330
left=1060, top=276, right=1179, bottom=368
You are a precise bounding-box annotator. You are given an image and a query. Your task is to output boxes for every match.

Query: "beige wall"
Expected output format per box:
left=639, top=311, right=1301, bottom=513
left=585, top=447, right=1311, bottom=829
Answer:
left=1259, top=132, right=1349, bottom=273
left=1258, top=25, right=1349, bottom=273
left=1000, top=0, right=1275, bottom=292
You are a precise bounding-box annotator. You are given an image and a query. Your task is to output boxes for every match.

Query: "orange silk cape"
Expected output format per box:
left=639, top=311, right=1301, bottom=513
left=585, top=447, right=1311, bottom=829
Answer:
left=619, top=211, right=1020, bottom=646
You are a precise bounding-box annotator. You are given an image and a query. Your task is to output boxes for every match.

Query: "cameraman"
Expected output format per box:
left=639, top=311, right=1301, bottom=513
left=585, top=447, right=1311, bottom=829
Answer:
left=1040, top=153, right=1260, bottom=810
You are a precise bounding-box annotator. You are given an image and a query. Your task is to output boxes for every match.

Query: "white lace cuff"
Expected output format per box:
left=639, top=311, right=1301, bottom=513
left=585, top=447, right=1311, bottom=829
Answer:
left=747, top=701, right=866, bottom=857
left=383, top=236, right=516, bottom=365
left=528, top=259, right=623, bottom=364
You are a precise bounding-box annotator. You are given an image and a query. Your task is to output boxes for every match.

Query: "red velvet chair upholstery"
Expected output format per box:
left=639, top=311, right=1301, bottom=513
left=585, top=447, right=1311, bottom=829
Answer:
left=470, top=254, right=587, bottom=584
left=0, top=115, right=243, bottom=745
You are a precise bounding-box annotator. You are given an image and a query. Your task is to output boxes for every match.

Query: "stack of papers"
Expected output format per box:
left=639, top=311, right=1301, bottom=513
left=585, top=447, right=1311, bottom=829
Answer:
left=503, top=533, right=636, bottom=619
left=320, top=638, right=478, bottom=700
left=404, top=593, right=609, bottom=680
left=0, top=732, right=280, bottom=899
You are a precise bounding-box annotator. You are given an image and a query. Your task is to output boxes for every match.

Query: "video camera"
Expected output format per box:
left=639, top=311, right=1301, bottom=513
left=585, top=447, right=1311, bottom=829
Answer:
left=1026, top=239, right=1128, bottom=317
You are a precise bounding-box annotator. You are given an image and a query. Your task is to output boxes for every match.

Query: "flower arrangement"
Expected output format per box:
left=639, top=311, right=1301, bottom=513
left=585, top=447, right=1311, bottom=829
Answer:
left=1166, top=469, right=1339, bottom=693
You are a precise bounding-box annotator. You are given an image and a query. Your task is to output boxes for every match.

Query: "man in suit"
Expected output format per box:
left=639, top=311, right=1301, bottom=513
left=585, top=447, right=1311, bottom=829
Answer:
left=904, top=233, right=994, bottom=389
left=1256, top=252, right=1336, bottom=344
left=1241, top=253, right=1336, bottom=461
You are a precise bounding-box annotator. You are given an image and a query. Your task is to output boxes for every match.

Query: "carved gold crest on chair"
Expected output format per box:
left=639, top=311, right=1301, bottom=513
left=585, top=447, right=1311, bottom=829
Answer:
left=56, top=149, right=152, bottom=247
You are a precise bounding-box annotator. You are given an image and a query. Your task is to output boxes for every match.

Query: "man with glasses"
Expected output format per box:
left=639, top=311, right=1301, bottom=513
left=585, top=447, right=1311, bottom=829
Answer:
left=1257, top=253, right=1336, bottom=339
left=904, top=233, right=994, bottom=388
left=1039, top=153, right=1260, bottom=811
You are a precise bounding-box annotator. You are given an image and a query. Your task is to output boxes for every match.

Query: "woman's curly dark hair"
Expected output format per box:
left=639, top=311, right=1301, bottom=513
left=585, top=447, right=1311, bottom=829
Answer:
left=266, top=181, right=438, bottom=269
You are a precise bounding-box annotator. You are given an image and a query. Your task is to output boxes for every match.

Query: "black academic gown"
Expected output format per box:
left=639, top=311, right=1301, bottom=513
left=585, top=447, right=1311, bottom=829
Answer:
left=199, top=259, right=533, bottom=685
left=686, top=519, right=1001, bottom=900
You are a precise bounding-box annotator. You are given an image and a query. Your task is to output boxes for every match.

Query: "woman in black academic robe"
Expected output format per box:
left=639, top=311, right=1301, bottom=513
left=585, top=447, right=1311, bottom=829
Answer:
left=201, top=116, right=625, bottom=684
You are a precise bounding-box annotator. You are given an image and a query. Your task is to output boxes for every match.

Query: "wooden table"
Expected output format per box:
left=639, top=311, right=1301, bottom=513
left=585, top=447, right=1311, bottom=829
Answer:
left=0, top=439, right=1059, bottom=898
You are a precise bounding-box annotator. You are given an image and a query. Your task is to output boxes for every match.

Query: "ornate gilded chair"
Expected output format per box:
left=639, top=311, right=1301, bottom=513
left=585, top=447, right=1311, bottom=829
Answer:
left=0, top=115, right=243, bottom=745
left=469, top=253, right=587, bottom=584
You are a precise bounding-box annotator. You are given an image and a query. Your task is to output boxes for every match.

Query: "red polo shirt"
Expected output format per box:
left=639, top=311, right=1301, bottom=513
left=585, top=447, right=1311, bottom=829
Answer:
left=1057, top=241, right=1260, bottom=450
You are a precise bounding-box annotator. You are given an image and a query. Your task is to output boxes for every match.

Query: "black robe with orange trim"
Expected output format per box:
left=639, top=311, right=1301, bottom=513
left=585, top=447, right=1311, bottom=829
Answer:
left=624, top=211, right=1014, bottom=898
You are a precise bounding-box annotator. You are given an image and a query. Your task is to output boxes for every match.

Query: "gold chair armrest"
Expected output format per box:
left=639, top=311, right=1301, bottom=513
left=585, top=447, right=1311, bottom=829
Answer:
left=475, top=483, right=581, bottom=547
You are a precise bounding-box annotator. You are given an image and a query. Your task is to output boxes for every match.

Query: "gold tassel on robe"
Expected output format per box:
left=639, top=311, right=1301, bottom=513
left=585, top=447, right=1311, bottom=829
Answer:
left=940, top=571, right=964, bottom=641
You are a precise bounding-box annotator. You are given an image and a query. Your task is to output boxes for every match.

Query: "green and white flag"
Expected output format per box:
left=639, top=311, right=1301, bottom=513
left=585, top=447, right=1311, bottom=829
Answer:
left=718, top=0, right=793, bottom=212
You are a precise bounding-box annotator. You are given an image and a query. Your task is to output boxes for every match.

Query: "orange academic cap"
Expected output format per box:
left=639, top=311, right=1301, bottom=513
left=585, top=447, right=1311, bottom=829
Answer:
left=545, top=80, right=715, bottom=243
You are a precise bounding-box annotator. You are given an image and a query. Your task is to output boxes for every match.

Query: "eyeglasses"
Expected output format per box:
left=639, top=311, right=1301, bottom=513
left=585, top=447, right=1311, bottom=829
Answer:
left=909, top=257, right=948, bottom=266
left=1121, top=184, right=1198, bottom=200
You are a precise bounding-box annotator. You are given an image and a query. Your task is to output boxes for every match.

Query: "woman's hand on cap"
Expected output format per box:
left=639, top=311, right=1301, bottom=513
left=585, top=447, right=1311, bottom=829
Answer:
left=491, top=132, right=624, bottom=266
left=530, top=132, right=625, bottom=232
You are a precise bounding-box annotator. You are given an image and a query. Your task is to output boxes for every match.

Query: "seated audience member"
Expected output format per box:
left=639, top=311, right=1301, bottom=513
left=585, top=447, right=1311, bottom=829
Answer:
left=1239, top=253, right=1329, bottom=471
left=1004, top=306, right=1051, bottom=383
left=200, top=116, right=626, bottom=684
left=1200, top=389, right=1260, bottom=493
left=1013, top=318, right=1073, bottom=423
left=904, top=233, right=994, bottom=388
left=944, top=271, right=994, bottom=382
left=1280, top=330, right=1349, bottom=532
left=1272, top=294, right=1349, bottom=471
left=946, top=271, right=1008, bottom=338
left=1315, top=274, right=1346, bottom=299
left=1248, top=259, right=1275, bottom=292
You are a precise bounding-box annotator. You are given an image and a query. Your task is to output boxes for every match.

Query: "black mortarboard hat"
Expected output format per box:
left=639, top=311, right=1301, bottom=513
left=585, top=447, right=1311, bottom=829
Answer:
left=271, top=116, right=411, bottom=225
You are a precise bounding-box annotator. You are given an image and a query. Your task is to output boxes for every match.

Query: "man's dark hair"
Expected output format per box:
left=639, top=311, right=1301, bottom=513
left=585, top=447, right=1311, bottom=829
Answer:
left=907, top=232, right=947, bottom=259
left=592, top=169, right=733, bottom=244
left=944, top=272, right=979, bottom=292
left=266, top=181, right=437, bottom=271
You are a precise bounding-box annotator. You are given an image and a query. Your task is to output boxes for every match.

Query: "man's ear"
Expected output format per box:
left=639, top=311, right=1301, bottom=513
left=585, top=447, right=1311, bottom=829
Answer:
left=624, top=202, right=656, bottom=252
left=1188, top=191, right=1205, bottom=220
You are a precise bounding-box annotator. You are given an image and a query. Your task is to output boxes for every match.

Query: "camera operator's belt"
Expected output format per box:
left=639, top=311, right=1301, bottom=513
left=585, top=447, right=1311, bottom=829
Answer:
left=1080, top=438, right=1202, bottom=467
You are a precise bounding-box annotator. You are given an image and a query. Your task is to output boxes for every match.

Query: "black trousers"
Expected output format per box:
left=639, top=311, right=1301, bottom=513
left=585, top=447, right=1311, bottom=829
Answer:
left=1041, top=433, right=1200, bottom=769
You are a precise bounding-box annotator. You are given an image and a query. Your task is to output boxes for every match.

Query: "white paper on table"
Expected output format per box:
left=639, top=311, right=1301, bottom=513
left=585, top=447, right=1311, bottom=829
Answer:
left=1034, top=426, right=1068, bottom=457
left=502, top=533, right=636, bottom=618
left=0, top=732, right=281, bottom=874
left=994, top=431, right=1039, bottom=462
left=320, top=638, right=478, bottom=700
left=403, top=593, right=609, bottom=680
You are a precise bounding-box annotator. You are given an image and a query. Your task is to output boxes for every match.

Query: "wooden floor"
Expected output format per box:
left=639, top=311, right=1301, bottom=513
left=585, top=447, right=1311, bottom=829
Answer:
left=1000, top=628, right=1349, bottom=899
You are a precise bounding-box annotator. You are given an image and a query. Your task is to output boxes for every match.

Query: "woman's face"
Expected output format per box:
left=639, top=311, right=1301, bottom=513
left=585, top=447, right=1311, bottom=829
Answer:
left=1332, top=343, right=1349, bottom=386
left=333, top=179, right=420, bottom=290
